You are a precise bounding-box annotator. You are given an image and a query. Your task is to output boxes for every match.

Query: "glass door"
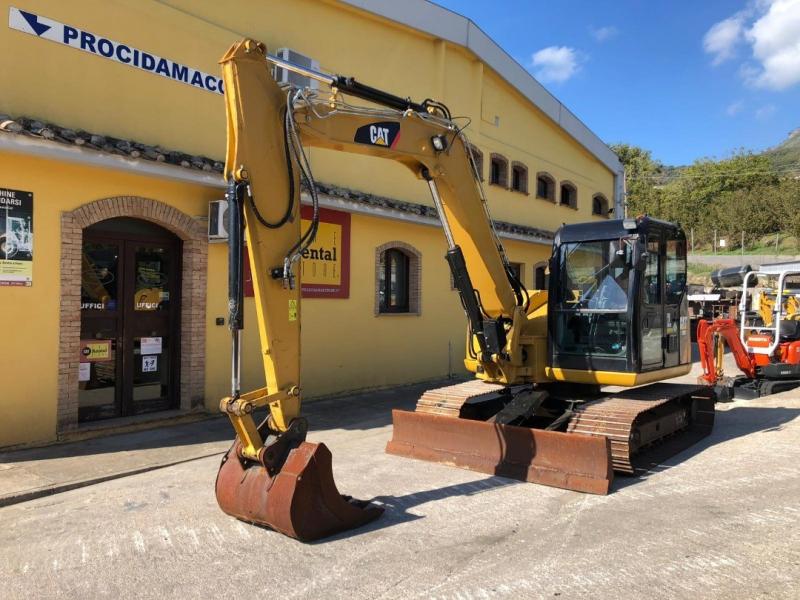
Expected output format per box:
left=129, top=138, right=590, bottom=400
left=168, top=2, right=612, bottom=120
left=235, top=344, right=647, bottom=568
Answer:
left=663, top=234, right=687, bottom=368
left=79, top=219, right=181, bottom=422
left=79, top=238, right=123, bottom=421
left=124, top=241, right=179, bottom=415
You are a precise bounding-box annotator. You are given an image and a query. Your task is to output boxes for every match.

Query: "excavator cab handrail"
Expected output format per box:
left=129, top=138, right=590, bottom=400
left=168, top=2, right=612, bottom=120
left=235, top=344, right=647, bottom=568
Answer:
left=740, top=269, right=800, bottom=355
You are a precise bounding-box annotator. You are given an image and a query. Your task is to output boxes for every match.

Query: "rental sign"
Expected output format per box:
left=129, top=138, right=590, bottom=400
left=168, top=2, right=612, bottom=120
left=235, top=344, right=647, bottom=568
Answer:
left=8, top=7, right=224, bottom=95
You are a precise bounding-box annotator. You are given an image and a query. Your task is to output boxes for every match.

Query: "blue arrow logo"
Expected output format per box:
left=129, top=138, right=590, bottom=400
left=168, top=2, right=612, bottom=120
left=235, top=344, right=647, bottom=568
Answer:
left=19, top=10, right=51, bottom=36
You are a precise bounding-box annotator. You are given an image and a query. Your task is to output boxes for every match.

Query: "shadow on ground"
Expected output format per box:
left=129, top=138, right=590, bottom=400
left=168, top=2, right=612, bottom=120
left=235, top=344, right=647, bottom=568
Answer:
left=612, top=403, right=800, bottom=491
left=316, top=475, right=520, bottom=542
left=0, top=378, right=458, bottom=464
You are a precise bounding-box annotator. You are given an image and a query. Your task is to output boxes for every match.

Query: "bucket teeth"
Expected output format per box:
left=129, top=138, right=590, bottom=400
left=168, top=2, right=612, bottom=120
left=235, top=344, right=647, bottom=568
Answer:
left=215, top=440, right=383, bottom=542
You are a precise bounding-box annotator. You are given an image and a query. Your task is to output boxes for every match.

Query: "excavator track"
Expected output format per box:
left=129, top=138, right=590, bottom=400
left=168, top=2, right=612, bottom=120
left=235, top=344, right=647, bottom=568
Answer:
left=415, top=380, right=506, bottom=417
left=566, top=383, right=716, bottom=473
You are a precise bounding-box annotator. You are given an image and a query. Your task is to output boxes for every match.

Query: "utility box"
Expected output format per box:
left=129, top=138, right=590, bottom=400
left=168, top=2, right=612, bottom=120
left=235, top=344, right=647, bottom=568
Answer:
left=274, top=48, right=320, bottom=90
left=208, top=199, right=229, bottom=242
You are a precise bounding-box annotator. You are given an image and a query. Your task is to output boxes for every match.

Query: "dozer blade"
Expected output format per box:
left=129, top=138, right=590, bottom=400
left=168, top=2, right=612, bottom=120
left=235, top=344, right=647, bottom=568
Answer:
left=216, top=440, right=383, bottom=542
left=386, top=410, right=613, bottom=495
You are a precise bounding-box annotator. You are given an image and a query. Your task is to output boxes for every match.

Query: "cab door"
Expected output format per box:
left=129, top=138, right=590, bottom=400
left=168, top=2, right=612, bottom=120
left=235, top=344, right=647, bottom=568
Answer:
left=639, top=231, right=664, bottom=370
left=663, top=231, right=687, bottom=368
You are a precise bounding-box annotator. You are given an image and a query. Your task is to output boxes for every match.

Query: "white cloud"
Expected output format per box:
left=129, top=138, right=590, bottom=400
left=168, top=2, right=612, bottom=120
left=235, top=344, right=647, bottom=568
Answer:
left=704, top=0, right=800, bottom=90
left=755, top=103, right=777, bottom=119
left=745, top=0, right=800, bottom=90
left=703, top=14, right=746, bottom=65
left=726, top=100, right=745, bottom=116
left=590, top=26, right=618, bottom=42
left=531, top=46, right=583, bottom=84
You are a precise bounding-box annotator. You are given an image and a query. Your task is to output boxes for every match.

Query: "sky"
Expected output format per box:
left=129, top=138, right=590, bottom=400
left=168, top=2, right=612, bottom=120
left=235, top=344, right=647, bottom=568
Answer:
left=432, top=0, right=800, bottom=166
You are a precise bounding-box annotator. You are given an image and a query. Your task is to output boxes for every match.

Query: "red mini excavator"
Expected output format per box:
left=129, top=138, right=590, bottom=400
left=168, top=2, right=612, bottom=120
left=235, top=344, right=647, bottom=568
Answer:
left=698, top=263, right=800, bottom=399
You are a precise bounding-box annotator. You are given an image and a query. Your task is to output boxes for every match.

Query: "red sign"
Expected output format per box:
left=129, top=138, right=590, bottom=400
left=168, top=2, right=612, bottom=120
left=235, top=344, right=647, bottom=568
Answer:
left=243, top=206, right=350, bottom=299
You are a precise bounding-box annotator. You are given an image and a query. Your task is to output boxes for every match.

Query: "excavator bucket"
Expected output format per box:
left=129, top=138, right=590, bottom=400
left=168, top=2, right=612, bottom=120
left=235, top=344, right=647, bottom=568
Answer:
left=387, top=410, right=613, bottom=494
left=216, top=440, right=383, bottom=542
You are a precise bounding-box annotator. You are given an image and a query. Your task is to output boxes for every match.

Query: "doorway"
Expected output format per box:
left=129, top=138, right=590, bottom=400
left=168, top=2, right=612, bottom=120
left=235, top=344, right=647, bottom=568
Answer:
left=79, top=217, right=182, bottom=422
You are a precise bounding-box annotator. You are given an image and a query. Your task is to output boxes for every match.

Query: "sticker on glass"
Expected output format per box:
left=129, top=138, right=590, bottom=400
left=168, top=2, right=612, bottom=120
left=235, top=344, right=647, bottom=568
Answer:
left=141, top=337, right=162, bottom=355
left=142, top=355, right=158, bottom=373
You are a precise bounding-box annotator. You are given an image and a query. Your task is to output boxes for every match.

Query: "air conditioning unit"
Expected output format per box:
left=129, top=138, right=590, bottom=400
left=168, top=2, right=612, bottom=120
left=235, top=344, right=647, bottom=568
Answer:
left=208, top=199, right=228, bottom=241
left=274, top=47, right=320, bottom=91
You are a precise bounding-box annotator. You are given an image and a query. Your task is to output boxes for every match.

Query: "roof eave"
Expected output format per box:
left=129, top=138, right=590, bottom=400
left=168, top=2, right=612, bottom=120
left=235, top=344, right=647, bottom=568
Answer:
left=339, top=0, right=623, bottom=176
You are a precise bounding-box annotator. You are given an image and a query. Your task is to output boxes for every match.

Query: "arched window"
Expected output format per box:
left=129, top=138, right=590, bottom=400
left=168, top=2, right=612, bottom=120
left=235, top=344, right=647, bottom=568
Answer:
left=508, top=261, right=524, bottom=285
left=468, top=145, right=484, bottom=181
left=536, top=172, right=555, bottom=201
left=592, top=193, right=610, bottom=217
left=375, top=242, right=421, bottom=315
left=489, top=153, right=508, bottom=188
left=534, top=261, right=549, bottom=290
left=560, top=181, right=578, bottom=209
left=511, top=162, right=529, bottom=194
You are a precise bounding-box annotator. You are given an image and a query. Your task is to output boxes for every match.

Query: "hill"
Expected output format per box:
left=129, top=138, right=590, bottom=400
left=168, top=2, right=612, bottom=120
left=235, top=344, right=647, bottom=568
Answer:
left=763, top=128, right=800, bottom=173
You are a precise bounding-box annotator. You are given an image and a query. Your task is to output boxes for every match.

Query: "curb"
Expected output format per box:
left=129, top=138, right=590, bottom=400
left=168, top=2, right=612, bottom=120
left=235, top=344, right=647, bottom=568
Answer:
left=0, top=450, right=224, bottom=508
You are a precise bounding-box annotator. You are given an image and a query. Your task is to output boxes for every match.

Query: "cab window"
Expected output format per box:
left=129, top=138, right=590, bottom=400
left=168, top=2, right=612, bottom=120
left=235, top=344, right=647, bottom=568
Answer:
left=665, top=238, right=686, bottom=305
left=643, top=239, right=661, bottom=305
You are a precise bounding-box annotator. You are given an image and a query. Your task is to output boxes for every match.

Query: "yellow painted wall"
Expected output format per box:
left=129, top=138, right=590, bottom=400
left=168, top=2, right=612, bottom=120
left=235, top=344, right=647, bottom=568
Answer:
left=0, top=147, right=550, bottom=447
left=0, top=151, right=218, bottom=446
left=0, top=0, right=610, bottom=446
left=0, top=0, right=615, bottom=217
left=204, top=213, right=551, bottom=403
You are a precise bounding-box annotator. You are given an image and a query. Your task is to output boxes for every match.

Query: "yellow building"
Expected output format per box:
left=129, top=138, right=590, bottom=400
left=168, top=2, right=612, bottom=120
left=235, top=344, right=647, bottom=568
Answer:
left=0, top=0, right=623, bottom=448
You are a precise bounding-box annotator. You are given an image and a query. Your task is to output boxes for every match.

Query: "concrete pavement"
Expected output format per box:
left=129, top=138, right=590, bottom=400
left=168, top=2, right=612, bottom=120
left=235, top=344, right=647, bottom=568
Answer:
left=1, top=370, right=800, bottom=599
left=0, top=380, right=438, bottom=507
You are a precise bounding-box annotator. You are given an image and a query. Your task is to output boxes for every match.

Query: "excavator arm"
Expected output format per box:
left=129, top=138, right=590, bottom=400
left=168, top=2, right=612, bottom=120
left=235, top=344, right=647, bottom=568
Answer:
left=215, top=39, right=533, bottom=540
left=219, top=40, right=531, bottom=447
left=696, top=318, right=757, bottom=384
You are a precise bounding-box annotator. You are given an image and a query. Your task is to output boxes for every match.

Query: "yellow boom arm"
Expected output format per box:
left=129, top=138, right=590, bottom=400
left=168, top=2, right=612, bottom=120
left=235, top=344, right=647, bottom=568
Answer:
left=218, top=39, right=543, bottom=460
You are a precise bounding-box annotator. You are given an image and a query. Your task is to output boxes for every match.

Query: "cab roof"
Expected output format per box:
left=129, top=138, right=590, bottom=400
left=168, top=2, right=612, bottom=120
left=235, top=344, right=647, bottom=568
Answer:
left=554, top=216, right=683, bottom=245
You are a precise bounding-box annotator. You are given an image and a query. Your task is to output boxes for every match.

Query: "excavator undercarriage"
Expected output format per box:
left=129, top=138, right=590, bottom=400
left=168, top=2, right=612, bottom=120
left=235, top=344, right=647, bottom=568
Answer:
left=388, top=380, right=715, bottom=494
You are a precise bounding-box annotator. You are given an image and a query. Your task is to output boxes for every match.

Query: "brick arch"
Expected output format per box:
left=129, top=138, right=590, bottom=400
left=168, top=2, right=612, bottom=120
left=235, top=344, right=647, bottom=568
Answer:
left=58, top=196, right=208, bottom=432
left=374, top=240, right=422, bottom=315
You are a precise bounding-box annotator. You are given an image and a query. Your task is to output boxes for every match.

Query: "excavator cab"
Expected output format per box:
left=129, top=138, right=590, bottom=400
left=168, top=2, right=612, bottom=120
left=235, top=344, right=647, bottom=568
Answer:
left=547, top=217, right=691, bottom=386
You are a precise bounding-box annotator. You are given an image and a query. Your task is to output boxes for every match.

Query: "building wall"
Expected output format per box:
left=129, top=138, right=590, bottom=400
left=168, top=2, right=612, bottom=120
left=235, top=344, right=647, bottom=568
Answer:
left=0, top=0, right=612, bottom=446
left=204, top=211, right=552, bottom=403
left=0, top=0, right=616, bottom=220
left=0, top=150, right=219, bottom=446
left=0, top=148, right=550, bottom=447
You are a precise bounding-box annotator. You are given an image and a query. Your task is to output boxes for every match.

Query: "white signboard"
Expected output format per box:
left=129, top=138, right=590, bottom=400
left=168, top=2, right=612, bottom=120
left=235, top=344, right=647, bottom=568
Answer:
left=142, top=355, right=157, bottom=373
left=8, top=7, right=224, bottom=95
left=140, top=337, right=162, bottom=355
left=78, top=362, right=91, bottom=382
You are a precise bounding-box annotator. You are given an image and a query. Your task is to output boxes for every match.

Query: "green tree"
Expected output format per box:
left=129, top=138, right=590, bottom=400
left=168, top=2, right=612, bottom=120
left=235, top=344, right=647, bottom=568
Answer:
left=609, top=143, right=663, bottom=217
left=775, top=179, right=800, bottom=242
left=660, top=151, right=780, bottom=247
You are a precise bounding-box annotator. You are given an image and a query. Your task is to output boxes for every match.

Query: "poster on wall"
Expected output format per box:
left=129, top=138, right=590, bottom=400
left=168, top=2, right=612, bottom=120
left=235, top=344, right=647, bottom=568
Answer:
left=243, top=206, right=351, bottom=299
left=0, top=188, right=33, bottom=287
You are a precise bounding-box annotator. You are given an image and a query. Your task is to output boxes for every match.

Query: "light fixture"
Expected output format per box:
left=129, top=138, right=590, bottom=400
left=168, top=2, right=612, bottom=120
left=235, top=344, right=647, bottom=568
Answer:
left=431, top=135, right=447, bottom=152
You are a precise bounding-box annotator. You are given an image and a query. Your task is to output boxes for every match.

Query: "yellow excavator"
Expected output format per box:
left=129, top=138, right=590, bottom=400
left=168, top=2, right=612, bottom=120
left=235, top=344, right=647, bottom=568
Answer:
left=215, top=39, right=716, bottom=542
